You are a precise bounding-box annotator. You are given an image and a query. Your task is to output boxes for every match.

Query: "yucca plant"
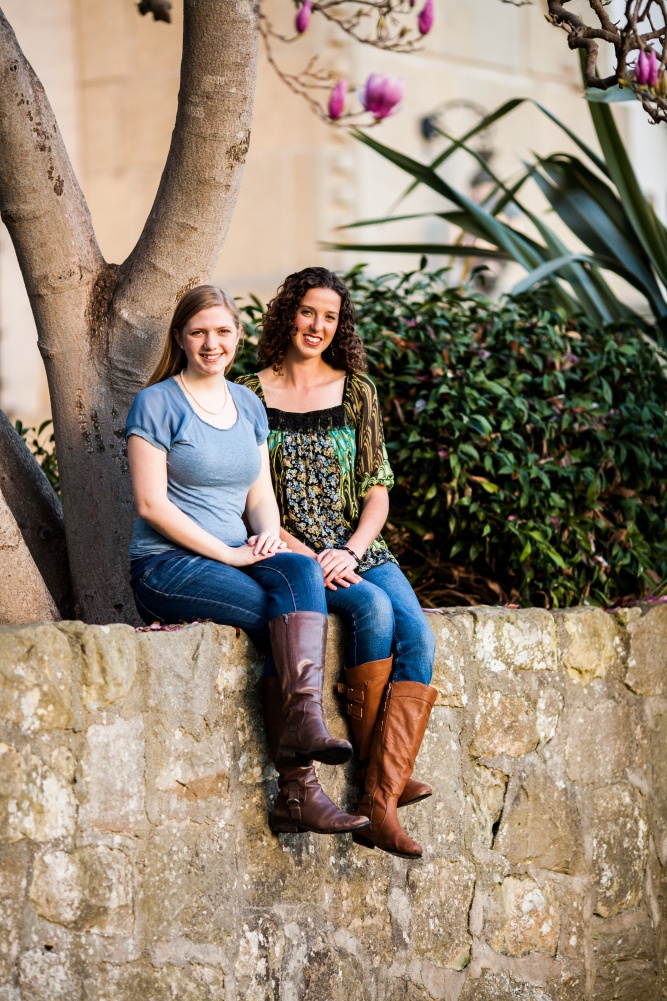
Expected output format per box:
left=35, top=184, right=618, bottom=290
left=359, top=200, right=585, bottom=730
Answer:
left=329, top=90, right=667, bottom=344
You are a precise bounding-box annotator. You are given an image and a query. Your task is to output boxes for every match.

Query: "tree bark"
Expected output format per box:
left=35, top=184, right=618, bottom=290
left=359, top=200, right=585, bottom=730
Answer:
left=0, top=1, right=259, bottom=623
left=0, top=409, right=70, bottom=616
left=0, top=487, right=59, bottom=624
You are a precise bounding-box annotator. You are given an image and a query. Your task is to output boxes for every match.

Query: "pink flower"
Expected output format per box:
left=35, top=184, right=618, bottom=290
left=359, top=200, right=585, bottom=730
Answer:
left=418, top=0, right=434, bottom=35
left=358, top=73, right=405, bottom=120
left=636, top=50, right=649, bottom=85
left=328, top=78, right=348, bottom=120
left=647, top=50, right=659, bottom=87
left=507, top=515, right=516, bottom=521
left=295, top=0, right=312, bottom=34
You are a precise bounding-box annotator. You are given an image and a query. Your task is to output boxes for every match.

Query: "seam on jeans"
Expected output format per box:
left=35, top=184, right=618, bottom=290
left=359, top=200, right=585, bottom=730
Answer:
left=137, top=581, right=267, bottom=629
left=251, top=563, right=298, bottom=612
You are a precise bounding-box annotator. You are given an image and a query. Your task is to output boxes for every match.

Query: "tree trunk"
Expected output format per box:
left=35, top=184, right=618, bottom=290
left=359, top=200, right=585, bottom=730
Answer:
left=0, top=1, right=259, bottom=623
left=0, top=409, right=70, bottom=616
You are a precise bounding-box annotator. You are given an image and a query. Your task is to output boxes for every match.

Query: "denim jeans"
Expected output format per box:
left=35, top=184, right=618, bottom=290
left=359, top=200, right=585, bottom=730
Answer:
left=132, top=551, right=327, bottom=675
left=325, top=560, right=435, bottom=684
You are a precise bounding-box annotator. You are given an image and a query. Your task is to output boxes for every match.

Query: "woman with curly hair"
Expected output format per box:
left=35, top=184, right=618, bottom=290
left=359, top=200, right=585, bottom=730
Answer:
left=237, top=267, right=437, bottom=860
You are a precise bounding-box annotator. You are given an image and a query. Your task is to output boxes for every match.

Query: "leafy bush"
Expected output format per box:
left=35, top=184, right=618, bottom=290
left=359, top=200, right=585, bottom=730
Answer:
left=238, top=267, right=667, bottom=607
left=15, top=418, right=60, bottom=495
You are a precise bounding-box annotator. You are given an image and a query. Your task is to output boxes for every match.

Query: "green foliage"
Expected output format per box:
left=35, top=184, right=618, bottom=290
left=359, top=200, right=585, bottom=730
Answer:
left=15, top=418, right=60, bottom=496
left=238, top=267, right=667, bottom=607
left=328, top=94, right=667, bottom=341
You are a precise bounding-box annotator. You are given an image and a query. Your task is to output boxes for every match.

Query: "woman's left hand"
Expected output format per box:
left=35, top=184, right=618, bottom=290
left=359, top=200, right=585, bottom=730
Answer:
left=316, top=548, right=359, bottom=586
left=247, top=532, right=288, bottom=556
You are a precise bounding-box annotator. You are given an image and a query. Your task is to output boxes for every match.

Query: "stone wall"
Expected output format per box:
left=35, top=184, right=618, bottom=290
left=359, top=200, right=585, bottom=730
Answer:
left=1, top=605, right=665, bottom=1000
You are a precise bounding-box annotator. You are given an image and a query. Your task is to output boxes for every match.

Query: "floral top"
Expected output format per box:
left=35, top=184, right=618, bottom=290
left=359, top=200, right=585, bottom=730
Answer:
left=236, top=372, right=397, bottom=573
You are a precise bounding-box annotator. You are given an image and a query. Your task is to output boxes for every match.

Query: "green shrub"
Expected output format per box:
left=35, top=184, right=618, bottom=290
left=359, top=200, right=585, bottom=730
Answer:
left=15, top=418, right=60, bottom=496
left=239, top=267, right=667, bottom=607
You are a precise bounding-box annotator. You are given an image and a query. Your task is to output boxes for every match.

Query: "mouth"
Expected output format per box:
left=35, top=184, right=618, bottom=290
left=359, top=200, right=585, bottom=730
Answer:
left=302, top=335, right=322, bottom=347
left=199, top=353, right=223, bottom=363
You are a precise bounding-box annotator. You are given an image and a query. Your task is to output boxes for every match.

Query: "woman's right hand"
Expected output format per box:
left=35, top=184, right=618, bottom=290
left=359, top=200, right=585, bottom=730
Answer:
left=223, top=543, right=273, bottom=567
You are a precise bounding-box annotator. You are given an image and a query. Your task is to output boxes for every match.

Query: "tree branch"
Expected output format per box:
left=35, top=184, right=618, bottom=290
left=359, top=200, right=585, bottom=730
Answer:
left=0, top=10, right=104, bottom=325
left=0, top=410, right=70, bottom=617
left=112, top=0, right=259, bottom=381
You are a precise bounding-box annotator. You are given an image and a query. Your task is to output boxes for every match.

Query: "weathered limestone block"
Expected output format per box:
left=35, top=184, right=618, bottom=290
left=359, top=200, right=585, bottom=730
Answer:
left=650, top=708, right=667, bottom=866
left=0, top=744, right=76, bottom=843
left=458, top=969, right=553, bottom=1000
left=484, top=876, right=559, bottom=957
left=29, top=846, right=133, bottom=934
left=407, top=858, right=476, bottom=970
left=591, top=909, right=660, bottom=1001
left=96, top=960, right=224, bottom=1001
left=624, top=604, right=667, bottom=696
left=473, top=607, right=557, bottom=674
left=77, top=623, right=137, bottom=711
left=18, top=948, right=82, bottom=1001
left=536, top=687, right=564, bottom=745
left=470, top=764, right=508, bottom=849
left=587, top=782, right=648, bottom=918
left=555, top=606, right=622, bottom=683
left=564, top=700, right=632, bottom=784
left=493, top=770, right=583, bottom=874
left=0, top=850, right=27, bottom=982
left=79, top=716, right=145, bottom=835
left=470, top=690, right=538, bottom=758
left=0, top=624, right=71, bottom=732
left=428, top=613, right=470, bottom=706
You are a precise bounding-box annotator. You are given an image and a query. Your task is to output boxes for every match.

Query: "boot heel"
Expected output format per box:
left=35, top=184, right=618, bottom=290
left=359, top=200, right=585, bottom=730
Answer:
left=269, top=815, right=305, bottom=834
left=352, top=830, right=375, bottom=849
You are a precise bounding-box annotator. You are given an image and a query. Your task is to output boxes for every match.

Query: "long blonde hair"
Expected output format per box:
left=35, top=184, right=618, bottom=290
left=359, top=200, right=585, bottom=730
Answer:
left=147, top=285, right=242, bottom=386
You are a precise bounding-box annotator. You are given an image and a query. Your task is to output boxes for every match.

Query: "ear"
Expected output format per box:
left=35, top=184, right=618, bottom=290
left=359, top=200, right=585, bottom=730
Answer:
left=173, top=328, right=183, bottom=349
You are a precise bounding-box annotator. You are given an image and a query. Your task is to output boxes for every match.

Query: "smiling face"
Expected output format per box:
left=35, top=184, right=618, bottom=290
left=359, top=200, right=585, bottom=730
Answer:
left=175, top=305, right=241, bottom=378
left=288, top=287, right=342, bottom=362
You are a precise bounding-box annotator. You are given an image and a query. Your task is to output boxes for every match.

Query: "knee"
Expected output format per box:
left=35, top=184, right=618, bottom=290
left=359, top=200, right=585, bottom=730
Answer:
left=360, top=588, right=394, bottom=635
left=290, top=553, right=323, bottom=587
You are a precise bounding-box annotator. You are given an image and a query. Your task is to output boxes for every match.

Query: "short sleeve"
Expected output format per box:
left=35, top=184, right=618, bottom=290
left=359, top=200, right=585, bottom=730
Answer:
left=349, top=374, right=395, bottom=496
left=125, top=386, right=173, bottom=452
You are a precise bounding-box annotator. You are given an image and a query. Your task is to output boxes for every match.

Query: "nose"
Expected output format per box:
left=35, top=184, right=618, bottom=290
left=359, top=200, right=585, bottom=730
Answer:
left=310, top=312, right=324, bottom=333
left=203, top=332, right=219, bottom=350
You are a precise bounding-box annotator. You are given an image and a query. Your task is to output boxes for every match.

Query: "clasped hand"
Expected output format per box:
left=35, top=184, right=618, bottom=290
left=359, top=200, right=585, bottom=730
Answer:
left=316, top=548, right=362, bottom=590
left=230, top=532, right=287, bottom=565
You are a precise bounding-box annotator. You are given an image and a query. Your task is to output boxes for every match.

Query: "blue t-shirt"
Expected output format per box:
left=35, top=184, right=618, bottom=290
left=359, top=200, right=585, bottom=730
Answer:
left=125, top=377, right=269, bottom=562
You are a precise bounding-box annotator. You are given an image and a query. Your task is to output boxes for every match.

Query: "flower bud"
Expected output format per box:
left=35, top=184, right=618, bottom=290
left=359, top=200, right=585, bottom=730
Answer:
left=418, top=0, right=434, bottom=35
left=328, top=78, right=348, bottom=120
left=647, top=50, right=659, bottom=88
left=636, top=50, right=649, bottom=85
left=295, top=0, right=312, bottom=34
left=358, top=73, right=405, bottom=120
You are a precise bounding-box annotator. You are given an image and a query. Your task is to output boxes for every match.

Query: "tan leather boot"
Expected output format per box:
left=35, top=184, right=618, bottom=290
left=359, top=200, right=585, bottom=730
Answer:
left=352, top=681, right=437, bottom=859
left=262, top=678, right=369, bottom=835
left=338, top=657, right=433, bottom=809
left=269, top=611, right=352, bottom=767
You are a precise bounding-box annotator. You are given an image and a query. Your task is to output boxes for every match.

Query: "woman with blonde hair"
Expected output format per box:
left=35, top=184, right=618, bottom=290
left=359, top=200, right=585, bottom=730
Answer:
left=237, top=267, right=438, bottom=860
left=125, top=284, right=369, bottom=837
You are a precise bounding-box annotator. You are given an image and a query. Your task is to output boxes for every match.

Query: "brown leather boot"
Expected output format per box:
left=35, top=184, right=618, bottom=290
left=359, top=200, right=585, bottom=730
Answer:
left=338, top=657, right=433, bottom=809
left=269, top=611, right=352, bottom=767
left=352, top=681, right=437, bottom=859
left=262, top=678, right=369, bottom=835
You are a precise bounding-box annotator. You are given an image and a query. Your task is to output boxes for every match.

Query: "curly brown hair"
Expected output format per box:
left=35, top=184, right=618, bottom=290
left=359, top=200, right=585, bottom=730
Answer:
left=257, top=267, right=367, bottom=373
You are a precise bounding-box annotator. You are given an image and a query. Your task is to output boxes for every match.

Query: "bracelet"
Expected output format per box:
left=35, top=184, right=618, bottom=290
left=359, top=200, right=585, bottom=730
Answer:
left=340, top=545, right=360, bottom=564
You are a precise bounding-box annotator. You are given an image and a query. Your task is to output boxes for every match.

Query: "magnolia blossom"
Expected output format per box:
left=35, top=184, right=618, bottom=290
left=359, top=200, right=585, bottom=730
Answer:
left=328, top=78, right=348, bottom=120
left=295, top=0, right=312, bottom=34
left=647, top=50, right=660, bottom=87
left=358, top=73, right=405, bottom=120
left=636, top=50, right=649, bottom=84
left=418, top=0, right=434, bottom=36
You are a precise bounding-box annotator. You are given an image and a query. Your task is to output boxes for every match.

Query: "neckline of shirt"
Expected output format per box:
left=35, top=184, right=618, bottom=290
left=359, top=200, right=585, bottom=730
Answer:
left=171, top=375, right=241, bottom=432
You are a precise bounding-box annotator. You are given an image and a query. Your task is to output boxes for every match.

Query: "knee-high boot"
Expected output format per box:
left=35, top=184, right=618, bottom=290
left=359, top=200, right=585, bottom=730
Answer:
left=352, top=681, right=437, bottom=859
left=262, top=678, right=369, bottom=834
left=338, top=657, right=433, bottom=809
left=269, top=611, right=352, bottom=767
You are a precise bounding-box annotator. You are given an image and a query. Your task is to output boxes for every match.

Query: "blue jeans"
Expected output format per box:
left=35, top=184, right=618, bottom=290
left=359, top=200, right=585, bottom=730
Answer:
left=133, top=552, right=327, bottom=675
left=325, top=560, right=435, bottom=684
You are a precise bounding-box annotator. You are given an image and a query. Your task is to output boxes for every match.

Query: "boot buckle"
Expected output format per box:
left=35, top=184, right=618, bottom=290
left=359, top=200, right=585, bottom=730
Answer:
left=346, top=703, right=363, bottom=720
